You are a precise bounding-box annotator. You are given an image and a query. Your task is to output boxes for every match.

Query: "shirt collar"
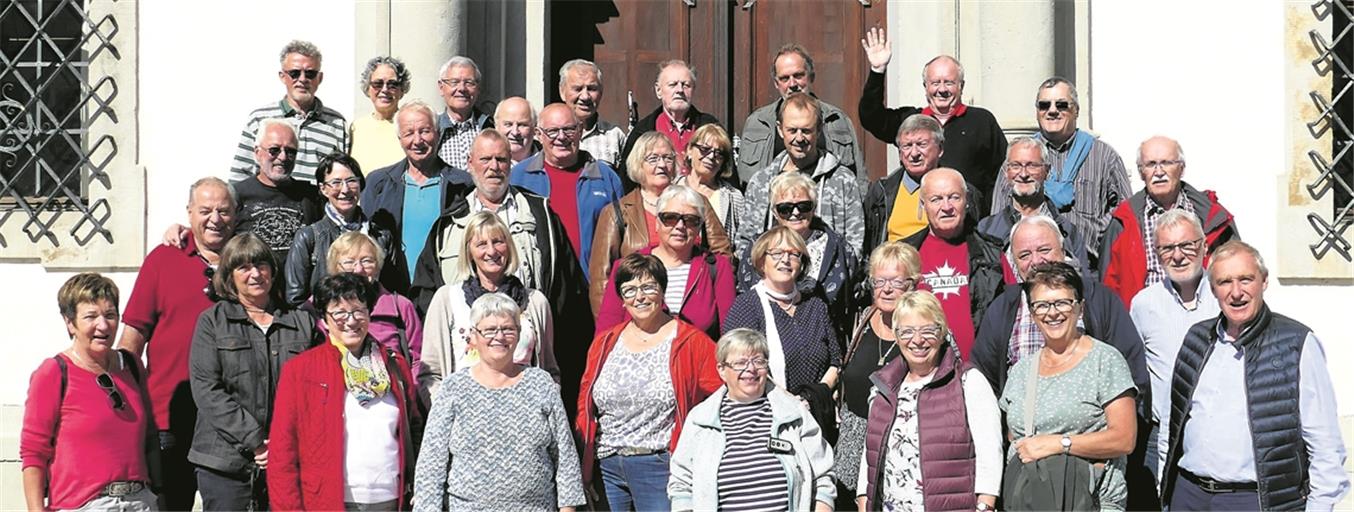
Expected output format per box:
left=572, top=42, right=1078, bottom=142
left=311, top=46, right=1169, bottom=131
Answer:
left=438, top=109, right=480, bottom=131
left=473, top=189, right=517, bottom=213
left=901, top=170, right=923, bottom=193
left=1147, top=189, right=1189, bottom=214
left=922, top=101, right=968, bottom=119
left=1042, top=130, right=1080, bottom=152
left=278, top=97, right=323, bottom=119
left=1165, top=273, right=1210, bottom=311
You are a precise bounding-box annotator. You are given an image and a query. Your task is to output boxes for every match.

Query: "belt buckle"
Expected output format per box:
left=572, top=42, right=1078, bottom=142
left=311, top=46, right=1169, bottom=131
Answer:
left=1199, top=478, right=1220, bottom=493
left=104, top=481, right=141, bottom=497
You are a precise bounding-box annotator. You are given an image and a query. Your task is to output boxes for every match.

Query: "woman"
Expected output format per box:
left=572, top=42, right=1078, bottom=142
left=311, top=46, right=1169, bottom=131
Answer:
left=668, top=329, right=836, bottom=512
left=999, top=262, right=1137, bottom=511
left=349, top=56, right=411, bottom=171
left=413, top=293, right=584, bottom=511
left=324, top=231, right=424, bottom=385
left=189, top=233, right=317, bottom=511
left=589, top=131, right=732, bottom=318
left=577, top=253, right=722, bottom=512
left=735, top=171, right=858, bottom=338
left=595, top=185, right=736, bottom=338
left=856, top=291, right=1003, bottom=512
left=21, top=274, right=159, bottom=511
left=832, top=241, right=921, bottom=506
left=675, top=124, right=743, bottom=245
left=285, top=151, right=396, bottom=306
left=420, top=212, right=556, bottom=394
left=269, top=273, right=422, bottom=511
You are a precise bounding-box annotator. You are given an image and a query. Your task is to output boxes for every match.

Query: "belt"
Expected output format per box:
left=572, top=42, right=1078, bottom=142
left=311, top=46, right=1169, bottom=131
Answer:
left=1181, top=469, right=1258, bottom=493
left=613, top=447, right=666, bottom=457
left=101, top=481, right=146, bottom=497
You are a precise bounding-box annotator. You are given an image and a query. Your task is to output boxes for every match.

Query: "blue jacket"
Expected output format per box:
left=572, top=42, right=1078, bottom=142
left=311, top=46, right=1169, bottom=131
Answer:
left=509, top=152, right=625, bottom=279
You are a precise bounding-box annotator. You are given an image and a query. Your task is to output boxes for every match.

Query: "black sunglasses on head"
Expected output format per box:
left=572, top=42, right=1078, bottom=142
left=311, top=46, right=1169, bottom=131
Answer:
left=657, top=212, right=702, bottom=228
left=285, top=69, right=319, bottom=80
left=96, top=373, right=126, bottom=410
left=774, top=200, right=815, bottom=219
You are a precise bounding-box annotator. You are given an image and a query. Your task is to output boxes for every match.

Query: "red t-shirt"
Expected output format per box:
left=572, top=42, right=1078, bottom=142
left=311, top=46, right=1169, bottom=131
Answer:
left=121, top=233, right=215, bottom=430
left=545, top=160, right=586, bottom=261
left=655, top=111, right=697, bottom=155
left=917, top=232, right=977, bottom=359
left=21, top=355, right=150, bottom=509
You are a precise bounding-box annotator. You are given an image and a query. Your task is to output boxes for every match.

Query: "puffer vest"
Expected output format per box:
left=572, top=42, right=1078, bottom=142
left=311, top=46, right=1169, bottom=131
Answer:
left=863, top=345, right=977, bottom=511
left=1162, top=306, right=1311, bottom=510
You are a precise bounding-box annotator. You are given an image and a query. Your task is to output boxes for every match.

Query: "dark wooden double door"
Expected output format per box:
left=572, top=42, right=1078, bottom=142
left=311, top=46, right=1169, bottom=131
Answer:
left=550, top=0, right=890, bottom=178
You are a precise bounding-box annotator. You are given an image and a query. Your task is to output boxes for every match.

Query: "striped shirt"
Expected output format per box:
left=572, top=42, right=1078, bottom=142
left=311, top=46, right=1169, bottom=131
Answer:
left=229, top=98, right=349, bottom=184
left=665, top=263, right=691, bottom=314
left=717, top=396, right=789, bottom=512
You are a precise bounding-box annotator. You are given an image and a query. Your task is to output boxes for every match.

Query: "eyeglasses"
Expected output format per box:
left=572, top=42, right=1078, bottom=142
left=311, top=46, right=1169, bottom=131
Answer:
left=644, top=153, right=677, bottom=165
left=327, top=309, right=370, bottom=322
left=438, top=78, right=479, bottom=89
left=774, top=200, right=815, bottom=219
left=896, top=325, right=941, bottom=342
left=722, top=358, right=770, bottom=372
left=766, top=249, right=802, bottom=262
left=1005, top=162, right=1048, bottom=172
left=473, top=326, right=519, bottom=339
left=1140, top=160, right=1183, bottom=171
left=96, top=373, right=126, bottom=410
left=1036, top=100, right=1073, bottom=112
left=1155, top=238, right=1203, bottom=257
left=369, top=79, right=404, bottom=91
left=338, top=258, right=379, bottom=271
left=540, top=124, right=580, bottom=140
left=323, top=177, right=361, bottom=189
left=691, top=143, right=727, bottom=161
left=285, top=69, right=319, bottom=80
left=261, top=146, right=298, bottom=159
left=658, top=212, right=702, bottom=229
left=871, top=277, right=915, bottom=291
left=1029, top=298, right=1079, bottom=315
left=619, top=282, right=663, bottom=299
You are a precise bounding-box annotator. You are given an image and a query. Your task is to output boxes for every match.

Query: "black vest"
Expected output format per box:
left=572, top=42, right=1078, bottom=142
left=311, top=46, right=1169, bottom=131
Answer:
left=1162, top=306, right=1311, bottom=510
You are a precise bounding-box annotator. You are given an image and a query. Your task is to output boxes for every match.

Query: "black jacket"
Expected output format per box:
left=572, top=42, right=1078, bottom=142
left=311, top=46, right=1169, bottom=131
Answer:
left=900, top=223, right=1006, bottom=329
left=975, top=195, right=1096, bottom=279
left=864, top=167, right=984, bottom=252
left=360, top=158, right=474, bottom=295
left=283, top=213, right=397, bottom=306
left=616, top=105, right=720, bottom=192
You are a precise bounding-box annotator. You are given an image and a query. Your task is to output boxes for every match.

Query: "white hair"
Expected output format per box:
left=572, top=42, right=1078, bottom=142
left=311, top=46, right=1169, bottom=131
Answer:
left=468, top=292, right=521, bottom=330
left=438, top=56, right=482, bottom=82
left=655, top=184, right=708, bottom=220
left=254, top=118, right=297, bottom=147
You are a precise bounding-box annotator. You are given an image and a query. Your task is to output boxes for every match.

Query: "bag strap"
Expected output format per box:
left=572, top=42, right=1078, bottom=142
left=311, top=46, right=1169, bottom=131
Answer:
left=52, top=355, right=68, bottom=448
left=1023, top=362, right=1039, bottom=436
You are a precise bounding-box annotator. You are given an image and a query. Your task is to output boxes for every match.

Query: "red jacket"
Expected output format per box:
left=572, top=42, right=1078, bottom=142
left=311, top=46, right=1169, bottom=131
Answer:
left=574, top=320, right=721, bottom=486
left=1101, top=183, right=1238, bottom=307
left=268, top=341, right=422, bottom=511
left=594, top=246, right=736, bottom=339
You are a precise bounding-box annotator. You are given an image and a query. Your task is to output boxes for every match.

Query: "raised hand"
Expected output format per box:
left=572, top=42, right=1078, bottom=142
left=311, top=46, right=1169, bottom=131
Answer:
left=860, top=26, right=892, bottom=72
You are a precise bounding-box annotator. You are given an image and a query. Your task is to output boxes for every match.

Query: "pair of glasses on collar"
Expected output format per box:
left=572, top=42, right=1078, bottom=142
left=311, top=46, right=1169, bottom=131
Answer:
left=285, top=69, right=318, bottom=80
left=203, top=266, right=216, bottom=299
left=96, top=373, right=126, bottom=410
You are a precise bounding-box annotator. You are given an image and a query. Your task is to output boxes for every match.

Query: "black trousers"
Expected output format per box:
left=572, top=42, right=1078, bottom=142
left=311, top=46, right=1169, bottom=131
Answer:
left=1168, top=474, right=1260, bottom=512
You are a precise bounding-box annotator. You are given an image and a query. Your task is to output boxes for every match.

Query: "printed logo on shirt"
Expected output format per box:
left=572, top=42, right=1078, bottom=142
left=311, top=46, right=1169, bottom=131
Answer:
left=591, top=191, right=611, bottom=198
left=922, top=260, right=969, bottom=299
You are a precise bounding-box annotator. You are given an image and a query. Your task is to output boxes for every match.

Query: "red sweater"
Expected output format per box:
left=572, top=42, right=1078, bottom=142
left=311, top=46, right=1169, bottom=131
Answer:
left=267, top=342, right=421, bottom=511
left=575, top=320, right=721, bottom=486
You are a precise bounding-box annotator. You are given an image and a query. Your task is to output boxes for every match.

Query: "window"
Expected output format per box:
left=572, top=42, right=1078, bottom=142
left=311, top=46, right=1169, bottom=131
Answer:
left=1304, top=0, right=1354, bottom=261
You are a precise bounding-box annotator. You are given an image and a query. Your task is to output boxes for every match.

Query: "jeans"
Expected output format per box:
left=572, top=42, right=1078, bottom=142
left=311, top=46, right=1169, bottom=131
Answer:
left=1168, top=474, right=1260, bottom=511
left=67, top=487, right=158, bottom=512
left=157, top=430, right=196, bottom=511
left=195, top=466, right=259, bottom=512
left=345, top=499, right=399, bottom=511
left=599, top=452, right=672, bottom=512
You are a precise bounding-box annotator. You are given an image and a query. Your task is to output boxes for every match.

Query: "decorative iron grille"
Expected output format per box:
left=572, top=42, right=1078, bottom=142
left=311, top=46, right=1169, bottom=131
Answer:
left=0, top=0, right=116, bottom=245
left=1305, top=0, right=1354, bottom=261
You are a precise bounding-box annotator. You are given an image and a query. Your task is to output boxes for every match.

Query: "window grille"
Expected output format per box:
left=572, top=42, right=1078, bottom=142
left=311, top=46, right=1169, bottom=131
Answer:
left=1305, top=0, right=1354, bottom=260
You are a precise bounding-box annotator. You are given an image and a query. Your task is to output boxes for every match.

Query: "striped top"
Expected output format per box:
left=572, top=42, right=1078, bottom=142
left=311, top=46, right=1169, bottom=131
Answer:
left=229, top=98, right=350, bottom=184
left=717, top=396, right=789, bottom=512
left=664, top=263, right=691, bottom=314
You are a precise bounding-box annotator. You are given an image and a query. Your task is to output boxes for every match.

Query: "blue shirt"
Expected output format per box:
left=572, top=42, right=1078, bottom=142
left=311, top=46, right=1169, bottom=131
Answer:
left=401, top=174, right=442, bottom=280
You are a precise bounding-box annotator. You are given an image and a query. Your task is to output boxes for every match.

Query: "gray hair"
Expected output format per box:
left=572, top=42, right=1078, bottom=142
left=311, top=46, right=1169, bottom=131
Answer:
left=655, top=184, right=708, bottom=220
left=771, top=44, right=815, bottom=80
left=1004, top=136, right=1051, bottom=168
left=768, top=170, right=818, bottom=203
left=559, top=59, right=602, bottom=85
left=468, top=292, right=522, bottom=330
left=359, top=55, right=411, bottom=94
left=254, top=118, right=297, bottom=147
left=439, top=56, right=482, bottom=82
left=494, top=97, right=537, bottom=126
left=279, top=40, right=322, bottom=65
left=1037, top=76, right=1079, bottom=108
left=1136, top=136, right=1188, bottom=167
left=921, top=55, right=965, bottom=83
left=187, top=176, right=238, bottom=210
left=1210, top=240, right=1269, bottom=279
left=1008, top=215, right=1066, bottom=251
left=1154, top=208, right=1205, bottom=244
left=395, top=101, right=437, bottom=133
left=656, top=59, right=698, bottom=83
left=896, top=113, right=945, bottom=146
left=716, top=328, right=770, bottom=365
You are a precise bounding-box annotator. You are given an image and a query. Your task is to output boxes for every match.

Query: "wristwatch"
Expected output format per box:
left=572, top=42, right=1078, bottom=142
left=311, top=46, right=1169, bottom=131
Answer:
left=976, top=502, right=994, bottom=511
left=1060, top=434, right=1073, bottom=454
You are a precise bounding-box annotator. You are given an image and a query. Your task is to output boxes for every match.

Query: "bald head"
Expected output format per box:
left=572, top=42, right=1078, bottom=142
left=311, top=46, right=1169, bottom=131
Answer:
left=537, top=103, right=582, bottom=167
left=495, top=97, right=536, bottom=161
left=921, top=168, right=968, bottom=239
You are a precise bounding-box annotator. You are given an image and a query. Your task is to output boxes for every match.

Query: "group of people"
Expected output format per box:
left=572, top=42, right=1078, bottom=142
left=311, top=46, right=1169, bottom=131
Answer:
left=20, top=30, right=1349, bottom=512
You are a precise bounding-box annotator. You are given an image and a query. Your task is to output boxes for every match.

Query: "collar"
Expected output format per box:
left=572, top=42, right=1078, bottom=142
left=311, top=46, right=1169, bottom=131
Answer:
left=1004, top=196, right=1055, bottom=223
left=660, top=108, right=694, bottom=132
left=403, top=172, right=442, bottom=187
left=922, top=101, right=968, bottom=119
left=438, top=108, right=482, bottom=131
left=221, top=301, right=297, bottom=327
left=278, top=97, right=323, bottom=119
left=181, top=231, right=203, bottom=258
left=1166, top=273, right=1210, bottom=311
left=473, top=189, right=518, bottom=213
left=1042, top=129, right=1081, bottom=152
left=901, top=169, right=923, bottom=193
left=1146, top=188, right=1189, bottom=214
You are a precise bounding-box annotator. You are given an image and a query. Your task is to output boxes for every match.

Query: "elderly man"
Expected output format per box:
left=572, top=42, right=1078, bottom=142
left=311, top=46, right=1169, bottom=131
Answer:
left=118, top=177, right=238, bottom=510
left=739, top=92, right=865, bottom=254
left=233, top=119, right=322, bottom=266
left=229, top=40, right=348, bottom=184
left=738, top=44, right=865, bottom=184
left=495, top=96, right=540, bottom=165
left=559, top=59, right=627, bottom=167
left=864, top=114, right=982, bottom=250
left=1162, top=241, right=1348, bottom=510
left=435, top=56, right=495, bottom=170
left=617, top=59, right=719, bottom=189
left=1128, top=210, right=1221, bottom=487
left=363, top=102, right=473, bottom=292
left=978, top=136, right=1093, bottom=277
left=510, top=103, right=626, bottom=278
left=900, top=168, right=1004, bottom=358
left=858, top=29, right=1006, bottom=216
left=1101, top=136, right=1238, bottom=306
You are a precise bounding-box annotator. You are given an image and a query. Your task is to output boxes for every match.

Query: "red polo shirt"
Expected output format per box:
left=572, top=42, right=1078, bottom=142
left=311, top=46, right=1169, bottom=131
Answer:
left=655, top=110, right=697, bottom=155
left=122, top=233, right=216, bottom=430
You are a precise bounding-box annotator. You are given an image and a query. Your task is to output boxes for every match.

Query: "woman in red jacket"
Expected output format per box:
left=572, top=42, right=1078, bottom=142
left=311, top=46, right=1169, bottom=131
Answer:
left=576, top=253, right=722, bottom=511
left=268, top=273, right=422, bottom=511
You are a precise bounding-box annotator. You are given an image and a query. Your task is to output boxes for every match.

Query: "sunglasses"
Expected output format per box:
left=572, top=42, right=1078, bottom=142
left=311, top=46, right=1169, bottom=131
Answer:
left=96, top=373, right=126, bottom=410
left=774, top=200, right=815, bottom=219
left=1036, top=100, right=1072, bottom=112
left=203, top=266, right=216, bottom=298
left=369, top=79, right=403, bottom=91
left=285, top=69, right=319, bottom=80
left=657, top=212, right=702, bottom=228
left=262, top=146, right=299, bottom=159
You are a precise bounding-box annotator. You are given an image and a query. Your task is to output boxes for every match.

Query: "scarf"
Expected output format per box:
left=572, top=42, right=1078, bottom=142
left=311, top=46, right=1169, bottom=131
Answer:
left=752, top=281, right=799, bottom=389
left=1036, top=129, right=1096, bottom=210
left=325, top=203, right=367, bottom=233
left=462, top=273, right=529, bottom=309
left=331, top=335, right=390, bottom=406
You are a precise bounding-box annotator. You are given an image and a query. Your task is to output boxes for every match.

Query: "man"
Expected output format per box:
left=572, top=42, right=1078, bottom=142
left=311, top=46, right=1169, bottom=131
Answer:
left=494, top=97, right=540, bottom=166
left=233, top=119, right=322, bottom=266
left=1129, top=209, right=1221, bottom=487
left=738, top=44, right=865, bottom=184
left=990, top=77, right=1131, bottom=262
left=863, top=114, right=971, bottom=251
left=435, top=56, right=495, bottom=170
left=738, top=92, right=865, bottom=254
left=1162, top=241, right=1348, bottom=510
left=362, top=102, right=473, bottom=293
left=858, top=28, right=1006, bottom=215
left=509, top=103, right=626, bottom=278
left=118, top=177, right=238, bottom=510
left=977, top=136, right=1092, bottom=278
left=1101, top=136, right=1238, bottom=306
left=559, top=59, right=627, bottom=166
left=229, top=40, right=347, bottom=184
left=617, top=59, right=719, bottom=190
left=900, top=168, right=1004, bottom=358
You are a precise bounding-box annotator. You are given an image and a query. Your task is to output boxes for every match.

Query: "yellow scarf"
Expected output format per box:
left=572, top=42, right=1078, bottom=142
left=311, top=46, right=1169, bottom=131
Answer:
left=330, top=335, right=390, bottom=406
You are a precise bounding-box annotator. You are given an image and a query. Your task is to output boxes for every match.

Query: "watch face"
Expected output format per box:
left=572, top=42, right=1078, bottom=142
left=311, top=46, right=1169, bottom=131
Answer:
left=1061, top=436, right=1072, bottom=448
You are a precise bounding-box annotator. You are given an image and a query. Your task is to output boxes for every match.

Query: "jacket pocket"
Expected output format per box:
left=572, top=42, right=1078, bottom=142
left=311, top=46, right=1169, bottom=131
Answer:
left=215, top=336, right=254, bottom=380
left=738, top=127, right=773, bottom=170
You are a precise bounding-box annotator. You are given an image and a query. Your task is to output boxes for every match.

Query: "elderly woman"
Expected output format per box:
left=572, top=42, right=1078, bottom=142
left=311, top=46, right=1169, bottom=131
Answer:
left=675, top=124, right=743, bottom=245
left=595, top=184, right=736, bottom=338
left=322, top=231, right=424, bottom=383
left=269, top=273, right=421, bottom=511
left=285, top=151, right=396, bottom=306
left=856, top=291, right=1003, bottom=511
left=589, top=131, right=732, bottom=318
left=21, top=274, right=159, bottom=511
left=577, top=253, right=722, bottom=512
left=998, top=262, right=1137, bottom=511
left=349, top=56, right=411, bottom=171
left=832, top=241, right=921, bottom=504
left=189, top=233, right=317, bottom=510
left=414, top=293, right=584, bottom=511
left=421, top=212, right=556, bottom=394
left=668, top=329, right=836, bottom=512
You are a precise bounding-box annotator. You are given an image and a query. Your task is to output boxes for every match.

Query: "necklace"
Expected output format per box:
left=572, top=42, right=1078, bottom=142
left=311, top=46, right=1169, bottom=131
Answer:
left=67, top=348, right=113, bottom=374
left=629, top=319, right=672, bottom=344
left=874, top=315, right=897, bottom=365
left=1040, top=337, right=1082, bottom=369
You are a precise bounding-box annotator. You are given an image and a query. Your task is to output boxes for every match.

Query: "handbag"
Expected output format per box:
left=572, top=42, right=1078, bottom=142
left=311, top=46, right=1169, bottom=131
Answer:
left=1000, top=367, right=1100, bottom=511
